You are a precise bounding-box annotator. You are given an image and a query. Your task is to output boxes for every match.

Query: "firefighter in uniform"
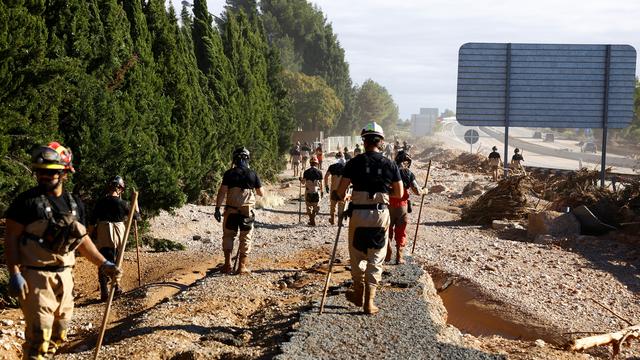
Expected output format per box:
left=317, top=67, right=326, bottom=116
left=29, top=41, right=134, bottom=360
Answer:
left=301, top=156, right=323, bottom=226
left=4, top=142, right=121, bottom=359
left=343, top=146, right=352, bottom=161
left=488, top=146, right=502, bottom=182
left=300, top=142, right=311, bottom=170
left=89, top=176, right=137, bottom=301
left=387, top=150, right=422, bottom=264
left=336, top=122, right=403, bottom=314
left=511, top=148, right=525, bottom=174
left=291, top=143, right=301, bottom=177
left=315, top=143, right=324, bottom=170
left=214, top=147, right=263, bottom=274
left=353, top=143, right=362, bottom=156
left=323, top=152, right=346, bottom=225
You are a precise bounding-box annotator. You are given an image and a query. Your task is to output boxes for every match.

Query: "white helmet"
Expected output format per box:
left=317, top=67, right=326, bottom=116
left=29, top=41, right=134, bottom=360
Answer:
left=361, top=121, right=384, bottom=140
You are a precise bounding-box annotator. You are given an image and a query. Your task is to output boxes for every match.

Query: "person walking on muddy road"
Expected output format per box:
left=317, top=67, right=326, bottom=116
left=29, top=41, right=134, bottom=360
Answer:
left=387, top=150, right=422, bottom=265
left=291, top=143, right=301, bottom=177
left=488, top=146, right=502, bottom=182
left=4, top=142, right=122, bottom=359
left=88, top=175, right=138, bottom=301
left=214, top=147, right=264, bottom=274
left=324, top=152, right=346, bottom=225
left=343, top=146, right=352, bottom=161
left=336, top=122, right=403, bottom=314
left=315, top=143, right=324, bottom=170
left=301, top=142, right=311, bottom=170
left=510, top=148, right=526, bottom=175
left=301, top=156, right=323, bottom=226
left=353, top=143, right=362, bottom=157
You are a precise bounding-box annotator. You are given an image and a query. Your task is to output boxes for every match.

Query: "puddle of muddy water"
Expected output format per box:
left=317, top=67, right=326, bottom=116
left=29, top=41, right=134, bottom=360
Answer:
left=438, top=280, right=559, bottom=344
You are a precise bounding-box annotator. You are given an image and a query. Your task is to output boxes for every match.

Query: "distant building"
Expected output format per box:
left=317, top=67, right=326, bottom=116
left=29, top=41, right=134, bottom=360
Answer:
left=411, top=108, right=438, bottom=136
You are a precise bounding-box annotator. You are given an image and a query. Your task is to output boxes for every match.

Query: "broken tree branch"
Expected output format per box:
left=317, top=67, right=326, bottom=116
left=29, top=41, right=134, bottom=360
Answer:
left=568, top=324, right=640, bottom=357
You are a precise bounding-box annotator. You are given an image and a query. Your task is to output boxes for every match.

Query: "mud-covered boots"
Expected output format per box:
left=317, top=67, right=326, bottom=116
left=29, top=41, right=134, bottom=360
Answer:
left=364, top=285, right=379, bottom=314
left=237, top=254, right=250, bottom=274
left=345, top=281, right=364, bottom=307
left=222, top=250, right=233, bottom=274
left=396, top=246, right=405, bottom=264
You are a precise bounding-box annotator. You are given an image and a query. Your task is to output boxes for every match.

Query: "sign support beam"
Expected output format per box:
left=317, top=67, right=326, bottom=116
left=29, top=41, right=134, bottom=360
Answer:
left=503, top=43, right=512, bottom=178
left=600, top=45, right=611, bottom=188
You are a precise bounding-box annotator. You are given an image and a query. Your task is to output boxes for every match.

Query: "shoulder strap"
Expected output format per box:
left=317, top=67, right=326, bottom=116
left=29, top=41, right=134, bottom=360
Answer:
left=37, top=195, right=54, bottom=221
left=66, top=192, right=78, bottom=216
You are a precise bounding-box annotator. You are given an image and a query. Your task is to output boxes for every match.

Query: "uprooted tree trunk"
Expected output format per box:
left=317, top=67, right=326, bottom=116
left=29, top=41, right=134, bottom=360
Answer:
left=568, top=324, right=640, bottom=357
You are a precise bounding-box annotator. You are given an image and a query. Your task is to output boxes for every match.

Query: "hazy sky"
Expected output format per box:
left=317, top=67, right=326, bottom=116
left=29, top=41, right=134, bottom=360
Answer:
left=171, top=0, right=640, bottom=119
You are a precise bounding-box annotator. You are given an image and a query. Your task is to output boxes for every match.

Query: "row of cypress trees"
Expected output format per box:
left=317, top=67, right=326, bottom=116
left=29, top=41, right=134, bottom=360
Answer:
left=0, top=0, right=294, bottom=214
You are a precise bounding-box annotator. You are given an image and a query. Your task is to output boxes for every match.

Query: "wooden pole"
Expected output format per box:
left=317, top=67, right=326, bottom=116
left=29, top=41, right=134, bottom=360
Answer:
left=298, top=178, right=303, bottom=223
left=411, top=160, right=432, bottom=255
left=133, top=220, right=141, bottom=287
left=319, top=203, right=346, bottom=314
left=94, top=191, right=138, bottom=360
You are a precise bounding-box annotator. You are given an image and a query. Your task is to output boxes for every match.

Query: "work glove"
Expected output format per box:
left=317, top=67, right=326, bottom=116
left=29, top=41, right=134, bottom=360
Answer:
left=325, top=185, right=329, bottom=194
left=214, top=207, right=222, bottom=223
left=100, top=261, right=122, bottom=285
left=9, top=273, right=28, bottom=299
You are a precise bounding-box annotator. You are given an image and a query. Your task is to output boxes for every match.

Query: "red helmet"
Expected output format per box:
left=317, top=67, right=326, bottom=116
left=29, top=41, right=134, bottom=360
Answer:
left=47, top=142, right=75, bottom=173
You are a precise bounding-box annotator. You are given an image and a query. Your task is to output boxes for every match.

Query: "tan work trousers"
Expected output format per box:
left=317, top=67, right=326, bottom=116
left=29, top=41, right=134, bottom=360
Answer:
left=348, top=206, right=390, bottom=286
left=222, top=206, right=254, bottom=255
left=20, top=267, right=74, bottom=360
left=329, top=199, right=345, bottom=222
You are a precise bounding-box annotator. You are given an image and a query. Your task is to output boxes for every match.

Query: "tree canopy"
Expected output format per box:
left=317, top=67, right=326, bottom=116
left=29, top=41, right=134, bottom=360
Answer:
left=0, top=0, right=291, bottom=215
left=354, top=79, right=399, bottom=133
left=282, top=71, right=343, bottom=131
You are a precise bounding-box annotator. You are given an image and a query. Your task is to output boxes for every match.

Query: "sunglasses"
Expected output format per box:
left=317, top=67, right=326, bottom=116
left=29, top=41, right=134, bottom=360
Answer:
left=35, top=169, right=64, bottom=176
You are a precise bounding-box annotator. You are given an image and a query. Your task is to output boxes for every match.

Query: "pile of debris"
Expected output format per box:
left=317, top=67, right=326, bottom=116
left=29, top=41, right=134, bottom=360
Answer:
left=539, top=169, right=640, bottom=225
left=415, top=146, right=457, bottom=163
left=446, top=152, right=490, bottom=173
left=461, top=175, right=534, bottom=224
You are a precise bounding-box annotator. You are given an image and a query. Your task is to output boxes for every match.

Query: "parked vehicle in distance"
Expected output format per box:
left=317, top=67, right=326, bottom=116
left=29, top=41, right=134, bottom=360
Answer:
left=533, top=131, right=542, bottom=139
left=581, top=142, right=597, bottom=153
left=543, top=133, right=555, bottom=143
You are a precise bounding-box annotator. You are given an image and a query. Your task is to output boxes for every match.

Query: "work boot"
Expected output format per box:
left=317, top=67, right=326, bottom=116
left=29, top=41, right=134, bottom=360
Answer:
left=385, top=242, right=393, bottom=262
left=237, top=254, right=250, bottom=274
left=396, top=246, right=405, bottom=265
left=222, top=250, right=233, bottom=274
left=310, top=216, right=316, bottom=226
left=364, top=285, right=379, bottom=315
left=345, top=282, right=364, bottom=307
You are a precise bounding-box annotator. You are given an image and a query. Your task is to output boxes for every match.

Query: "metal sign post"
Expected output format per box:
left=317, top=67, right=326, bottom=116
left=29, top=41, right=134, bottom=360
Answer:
left=600, top=45, right=611, bottom=187
left=463, top=129, right=480, bottom=154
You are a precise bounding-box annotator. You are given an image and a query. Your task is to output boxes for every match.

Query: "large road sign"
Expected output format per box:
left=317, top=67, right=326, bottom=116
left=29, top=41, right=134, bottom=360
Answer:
left=456, top=43, right=636, bottom=129
left=464, top=129, right=479, bottom=144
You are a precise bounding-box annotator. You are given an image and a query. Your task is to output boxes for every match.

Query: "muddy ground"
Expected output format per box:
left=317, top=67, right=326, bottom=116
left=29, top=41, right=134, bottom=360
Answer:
left=1, top=146, right=640, bottom=359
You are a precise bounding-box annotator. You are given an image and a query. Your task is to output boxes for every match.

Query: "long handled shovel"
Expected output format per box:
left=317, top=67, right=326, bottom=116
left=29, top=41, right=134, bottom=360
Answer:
left=94, top=191, right=139, bottom=360
left=319, top=203, right=346, bottom=314
left=411, top=160, right=431, bottom=255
